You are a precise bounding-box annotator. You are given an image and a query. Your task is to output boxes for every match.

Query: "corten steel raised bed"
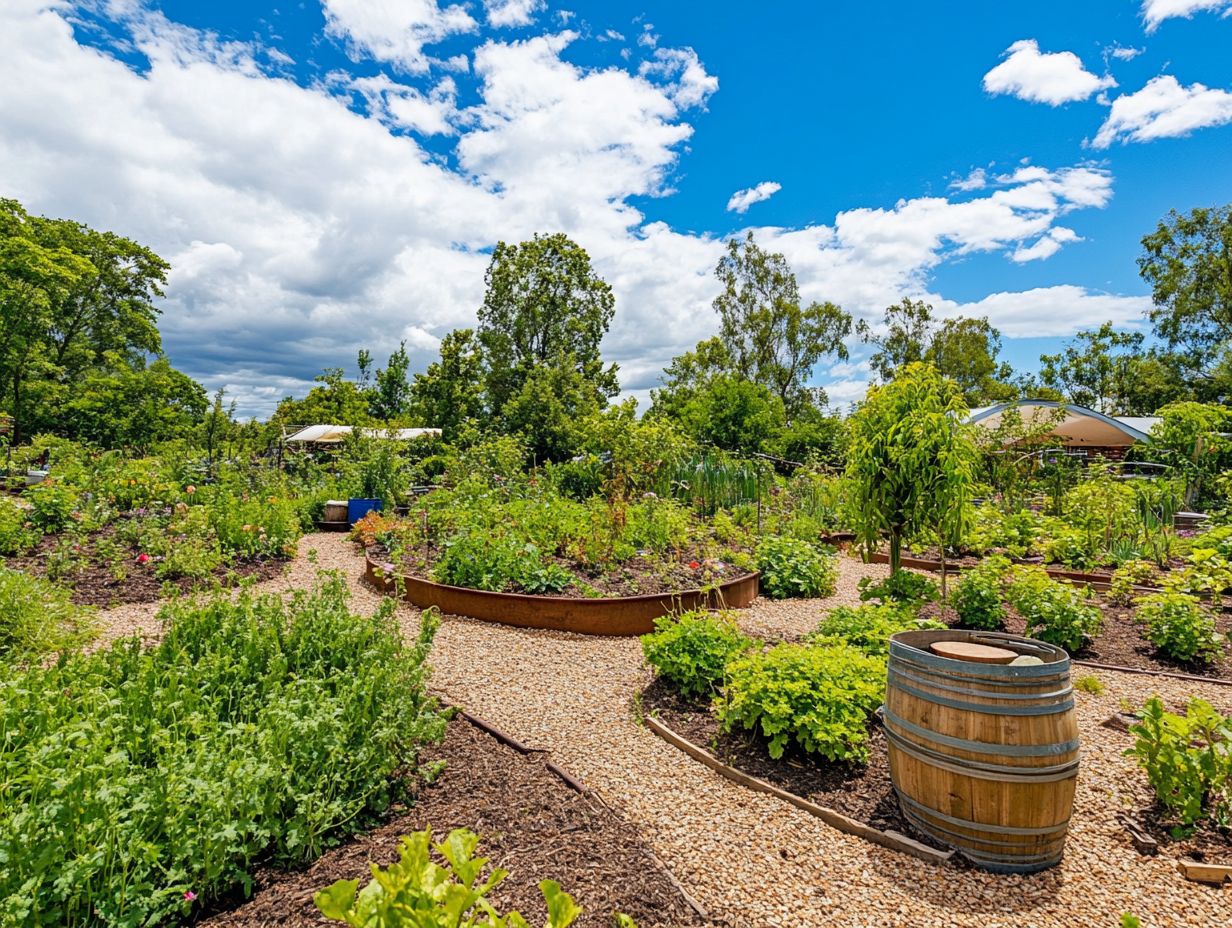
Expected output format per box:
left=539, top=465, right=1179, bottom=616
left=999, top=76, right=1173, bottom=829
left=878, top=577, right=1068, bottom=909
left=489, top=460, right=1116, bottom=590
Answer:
left=364, top=551, right=760, bottom=636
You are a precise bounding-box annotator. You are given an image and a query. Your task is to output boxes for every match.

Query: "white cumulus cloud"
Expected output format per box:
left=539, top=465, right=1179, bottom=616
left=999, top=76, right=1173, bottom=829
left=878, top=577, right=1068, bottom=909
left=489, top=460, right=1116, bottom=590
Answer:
left=983, top=39, right=1115, bottom=105
left=726, top=181, right=781, bottom=214
left=485, top=0, right=545, bottom=28
left=1093, top=74, right=1232, bottom=147
left=1142, top=0, right=1232, bottom=31
left=321, top=0, right=476, bottom=73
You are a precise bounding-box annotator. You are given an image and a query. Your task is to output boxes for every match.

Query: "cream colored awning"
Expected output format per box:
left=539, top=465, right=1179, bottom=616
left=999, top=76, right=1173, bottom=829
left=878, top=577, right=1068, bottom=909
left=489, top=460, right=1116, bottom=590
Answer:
left=284, top=425, right=441, bottom=443
left=966, top=401, right=1156, bottom=447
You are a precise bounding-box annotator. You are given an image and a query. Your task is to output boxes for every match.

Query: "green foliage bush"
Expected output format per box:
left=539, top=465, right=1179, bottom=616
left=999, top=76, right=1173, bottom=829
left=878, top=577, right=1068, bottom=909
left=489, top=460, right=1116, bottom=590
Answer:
left=1108, top=559, right=1157, bottom=606
left=718, top=643, right=885, bottom=762
left=1005, top=566, right=1102, bottom=653
left=206, top=488, right=300, bottom=558
left=0, top=498, right=39, bottom=555
left=0, top=566, right=95, bottom=661
left=1135, top=592, right=1224, bottom=663
left=756, top=536, right=837, bottom=599
left=857, top=570, right=938, bottom=606
left=951, top=557, right=1011, bottom=631
left=1127, top=696, right=1232, bottom=827
left=966, top=505, right=1039, bottom=558
left=641, top=610, right=751, bottom=698
left=315, top=828, right=585, bottom=928
left=24, top=481, right=81, bottom=533
left=0, top=577, right=446, bottom=926
left=807, top=603, right=944, bottom=657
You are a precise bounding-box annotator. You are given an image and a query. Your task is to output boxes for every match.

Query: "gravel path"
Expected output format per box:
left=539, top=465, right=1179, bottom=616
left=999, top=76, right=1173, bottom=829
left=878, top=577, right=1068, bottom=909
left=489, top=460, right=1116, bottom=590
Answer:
left=93, top=538, right=1232, bottom=928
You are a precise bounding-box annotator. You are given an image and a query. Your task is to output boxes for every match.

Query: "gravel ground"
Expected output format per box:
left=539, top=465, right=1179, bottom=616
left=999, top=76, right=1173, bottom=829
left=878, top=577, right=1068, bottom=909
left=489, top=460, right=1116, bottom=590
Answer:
left=91, top=538, right=1232, bottom=928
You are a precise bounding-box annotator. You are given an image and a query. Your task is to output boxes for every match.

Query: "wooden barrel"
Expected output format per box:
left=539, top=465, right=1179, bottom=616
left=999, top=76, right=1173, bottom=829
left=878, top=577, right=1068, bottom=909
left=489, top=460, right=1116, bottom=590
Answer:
left=323, top=500, right=348, bottom=523
left=884, top=629, right=1079, bottom=874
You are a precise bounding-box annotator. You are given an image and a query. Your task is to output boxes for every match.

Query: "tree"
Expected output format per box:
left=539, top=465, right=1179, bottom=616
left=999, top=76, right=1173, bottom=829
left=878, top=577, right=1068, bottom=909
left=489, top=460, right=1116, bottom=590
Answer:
left=646, top=336, right=732, bottom=423
left=713, top=232, right=850, bottom=417
left=478, top=233, right=618, bottom=414
left=369, top=342, right=413, bottom=422
left=846, top=362, right=978, bottom=577
left=1139, top=204, right=1232, bottom=384
left=858, top=299, right=1013, bottom=405
left=408, top=328, right=486, bottom=440
left=1139, top=401, right=1232, bottom=507
left=272, top=368, right=375, bottom=428
left=676, top=374, right=786, bottom=455
left=62, top=356, right=207, bottom=451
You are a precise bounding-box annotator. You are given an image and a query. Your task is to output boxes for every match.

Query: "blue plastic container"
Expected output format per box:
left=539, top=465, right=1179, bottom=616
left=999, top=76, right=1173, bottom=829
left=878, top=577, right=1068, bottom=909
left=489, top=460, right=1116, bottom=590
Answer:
left=347, top=497, right=382, bottom=525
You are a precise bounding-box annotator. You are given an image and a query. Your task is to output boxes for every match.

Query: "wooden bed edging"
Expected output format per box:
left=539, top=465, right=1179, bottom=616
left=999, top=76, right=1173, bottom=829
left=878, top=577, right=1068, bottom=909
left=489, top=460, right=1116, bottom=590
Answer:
left=365, top=551, right=761, bottom=636
left=642, top=714, right=954, bottom=867
left=1071, top=659, right=1232, bottom=688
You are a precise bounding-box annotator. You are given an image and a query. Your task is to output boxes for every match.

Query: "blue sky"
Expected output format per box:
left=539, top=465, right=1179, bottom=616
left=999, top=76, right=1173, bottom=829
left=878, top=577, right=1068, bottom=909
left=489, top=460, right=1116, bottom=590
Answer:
left=2, top=0, right=1231, bottom=415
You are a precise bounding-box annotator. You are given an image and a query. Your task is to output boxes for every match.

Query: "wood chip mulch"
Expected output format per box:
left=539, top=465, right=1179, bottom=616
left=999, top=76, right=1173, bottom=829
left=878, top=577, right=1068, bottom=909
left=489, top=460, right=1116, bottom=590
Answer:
left=199, top=717, right=704, bottom=928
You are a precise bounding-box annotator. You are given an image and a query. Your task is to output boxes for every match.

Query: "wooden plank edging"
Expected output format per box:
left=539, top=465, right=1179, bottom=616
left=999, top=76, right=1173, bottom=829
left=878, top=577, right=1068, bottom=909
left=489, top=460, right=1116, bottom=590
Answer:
left=642, top=714, right=953, bottom=867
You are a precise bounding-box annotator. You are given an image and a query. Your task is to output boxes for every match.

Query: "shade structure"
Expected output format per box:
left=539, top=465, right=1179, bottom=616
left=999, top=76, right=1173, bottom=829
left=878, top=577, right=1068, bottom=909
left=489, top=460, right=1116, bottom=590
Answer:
left=284, top=424, right=441, bottom=443
left=966, top=400, right=1157, bottom=449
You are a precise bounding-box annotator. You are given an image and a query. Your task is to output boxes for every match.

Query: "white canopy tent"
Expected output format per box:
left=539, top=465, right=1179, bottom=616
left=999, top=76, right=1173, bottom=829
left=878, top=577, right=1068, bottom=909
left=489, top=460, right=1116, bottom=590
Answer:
left=965, top=400, right=1157, bottom=449
left=284, top=425, right=442, bottom=444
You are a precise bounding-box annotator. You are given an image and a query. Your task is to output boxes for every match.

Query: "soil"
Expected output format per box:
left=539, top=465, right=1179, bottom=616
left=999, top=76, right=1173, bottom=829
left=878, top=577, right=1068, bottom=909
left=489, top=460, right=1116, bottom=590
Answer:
left=372, top=540, right=754, bottom=599
left=639, top=678, right=950, bottom=855
left=1137, top=804, right=1232, bottom=866
left=919, top=599, right=1232, bottom=680
left=199, top=716, right=703, bottom=928
left=5, top=527, right=289, bottom=606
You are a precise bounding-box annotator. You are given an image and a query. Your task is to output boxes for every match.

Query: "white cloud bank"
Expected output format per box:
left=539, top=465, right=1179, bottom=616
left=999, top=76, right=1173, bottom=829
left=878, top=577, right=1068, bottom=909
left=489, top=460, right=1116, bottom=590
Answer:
left=726, top=182, right=781, bottom=214
left=1093, top=75, right=1232, bottom=147
left=0, top=1, right=1148, bottom=415
left=485, top=0, right=545, bottom=28
left=983, top=39, right=1115, bottom=105
left=1142, top=0, right=1232, bottom=31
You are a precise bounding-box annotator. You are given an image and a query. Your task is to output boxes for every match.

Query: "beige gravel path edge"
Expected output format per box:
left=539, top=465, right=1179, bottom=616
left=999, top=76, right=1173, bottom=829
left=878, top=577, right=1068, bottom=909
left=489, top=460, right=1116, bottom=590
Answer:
left=92, top=534, right=1232, bottom=928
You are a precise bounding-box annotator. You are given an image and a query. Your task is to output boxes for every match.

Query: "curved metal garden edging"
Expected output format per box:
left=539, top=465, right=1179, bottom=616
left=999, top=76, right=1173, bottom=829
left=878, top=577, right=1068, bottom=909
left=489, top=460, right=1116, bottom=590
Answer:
left=364, top=551, right=761, bottom=636
left=642, top=713, right=953, bottom=867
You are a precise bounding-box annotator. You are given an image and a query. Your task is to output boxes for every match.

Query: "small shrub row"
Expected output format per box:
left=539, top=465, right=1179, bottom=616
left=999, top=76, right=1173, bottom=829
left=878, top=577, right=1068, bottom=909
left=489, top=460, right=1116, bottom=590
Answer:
left=756, top=536, right=837, bottom=599
left=641, top=610, right=751, bottom=697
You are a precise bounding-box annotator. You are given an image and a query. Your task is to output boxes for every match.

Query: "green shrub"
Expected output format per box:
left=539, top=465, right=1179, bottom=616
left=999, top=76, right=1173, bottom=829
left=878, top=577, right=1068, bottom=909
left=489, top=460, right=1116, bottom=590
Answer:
left=1127, top=696, right=1232, bottom=827
left=0, top=577, right=445, bottom=926
left=0, top=498, right=39, bottom=555
left=1074, top=674, right=1105, bottom=695
left=24, top=481, right=80, bottom=533
left=1108, top=559, right=1157, bottom=606
left=756, top=536, right=837, bottom=599
left=718, top=643, right=885, bottom=762
left=951, top=558, right=1011, bottom=631
left=1005, top=566, right=1102, bottom=653
left=315, top=828, right=585, bottom=928
left=807, top=603, right=944, bottom=657
left=207, top=488, right=300, bottom=559
left=1135, top=592, right=1224, bottom=663
left=857, top=570, right=938, bottom=606
left=0, top=566, right=95, bottom=661
left=641, top=610, right=751, bottom=697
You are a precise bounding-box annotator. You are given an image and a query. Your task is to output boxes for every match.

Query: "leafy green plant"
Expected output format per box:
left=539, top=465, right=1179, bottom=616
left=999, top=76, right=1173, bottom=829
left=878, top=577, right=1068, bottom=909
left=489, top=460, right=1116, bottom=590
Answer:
left=0, top=566, right=95, bottom=661
left=315, top=828, right=584, bottom=928
left=24, top=481, right=81, bottom=533
left=1005, top=566, right=1102, bottom=653
left=641, top=610, right=751, bottom=698
left=756, top=536, right=837, bottom=598
left=718, top=643, right=885, bottom=762
left=951, top=557, right=1011, bottom=631
left=0, top=577, right=445, bottom=926
left=1074, top=674, right=1105, bottom=695
left=0, top=498, right=39, bottom=555
left=1127, top=696, right=1232, bottom=827
left=857, top=571, right=938, bottom=606
left=1108, top=559, right=1157, bottom=606
left=1135, top=592, right=1224, bottom=663
left=807, top=603, right=943, bottom=658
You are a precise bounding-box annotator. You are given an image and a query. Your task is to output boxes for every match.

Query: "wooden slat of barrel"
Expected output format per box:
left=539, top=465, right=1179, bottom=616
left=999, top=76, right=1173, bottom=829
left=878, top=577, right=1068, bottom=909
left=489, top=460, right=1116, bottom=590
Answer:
left=884, top=629, right=1078, bottom=874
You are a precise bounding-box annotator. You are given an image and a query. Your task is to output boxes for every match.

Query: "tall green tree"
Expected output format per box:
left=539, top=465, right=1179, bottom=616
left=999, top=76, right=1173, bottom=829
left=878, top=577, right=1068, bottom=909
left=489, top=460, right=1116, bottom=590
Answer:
left=712, top=232, right=851, bottom=417
left=1139, top=204, right=1232, bottom=393
left=846, top=362, right=977, bottom=576
left=273, top=368, right=375, bottom=429
left=478, top=233, right=618, bottom=414
left=63, top=356, right=207, bottom=452
left=408, top=328, right=486, bottom=439
left=368, top=342, right=413, bottom=422
left=858, top=299, right=1013, bottom=405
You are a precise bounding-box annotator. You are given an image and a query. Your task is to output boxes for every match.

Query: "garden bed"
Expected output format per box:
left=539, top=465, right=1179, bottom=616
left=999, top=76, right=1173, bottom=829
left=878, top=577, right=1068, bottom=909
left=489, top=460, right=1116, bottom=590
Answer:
left=4, top=528, right=289, bottom=606
left=639, top=678, right=950, bottom=858
left=365, top=551, right=760, bottom=636
left=201, top=716, right=703, bottom=928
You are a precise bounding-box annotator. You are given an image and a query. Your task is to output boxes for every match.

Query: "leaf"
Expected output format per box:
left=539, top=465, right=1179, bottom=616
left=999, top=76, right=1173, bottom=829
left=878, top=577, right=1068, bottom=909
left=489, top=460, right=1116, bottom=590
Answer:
left=313, top=879, right=359, bottom=921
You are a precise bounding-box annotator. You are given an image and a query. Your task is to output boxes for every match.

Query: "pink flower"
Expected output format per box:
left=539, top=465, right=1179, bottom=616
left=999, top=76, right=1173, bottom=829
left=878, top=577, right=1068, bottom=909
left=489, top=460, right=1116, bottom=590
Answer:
left=136, top=553, right=151, bottom=565
left=185, top=485, right=196, bottom=495
left=183, top=891, right=197, bottom=902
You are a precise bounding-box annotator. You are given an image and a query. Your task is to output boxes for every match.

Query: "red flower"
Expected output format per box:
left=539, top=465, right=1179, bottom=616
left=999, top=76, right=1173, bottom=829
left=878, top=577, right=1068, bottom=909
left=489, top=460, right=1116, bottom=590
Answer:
left=136, top=553, right=151, bottom=565
left=688, top=560, right=700, bottom=569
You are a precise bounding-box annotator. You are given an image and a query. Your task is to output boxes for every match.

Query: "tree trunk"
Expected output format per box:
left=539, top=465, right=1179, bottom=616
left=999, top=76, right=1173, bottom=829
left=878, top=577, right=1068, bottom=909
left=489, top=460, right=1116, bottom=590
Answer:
left=889, top=530, right=902, bottom=574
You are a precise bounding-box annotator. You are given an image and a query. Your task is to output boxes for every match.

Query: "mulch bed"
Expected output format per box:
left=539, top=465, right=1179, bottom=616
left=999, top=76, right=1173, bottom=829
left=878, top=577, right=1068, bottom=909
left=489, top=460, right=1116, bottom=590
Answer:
left=371, top=541, right=752, bottom=599
left=5, top=530, right=288, bottom=606
left=639, top=678, right=948, bottom=855
left=918, top=600, right=1232, bottom=680
left=199, top=717, right=703, bottom=928
left=1137, top=804, right=1232, bottom=866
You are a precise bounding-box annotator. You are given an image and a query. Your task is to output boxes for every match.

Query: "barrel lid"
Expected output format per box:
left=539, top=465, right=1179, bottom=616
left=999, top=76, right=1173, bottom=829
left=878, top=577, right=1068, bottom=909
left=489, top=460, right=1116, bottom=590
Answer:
left=929, top=641, right=1018, bottom=664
